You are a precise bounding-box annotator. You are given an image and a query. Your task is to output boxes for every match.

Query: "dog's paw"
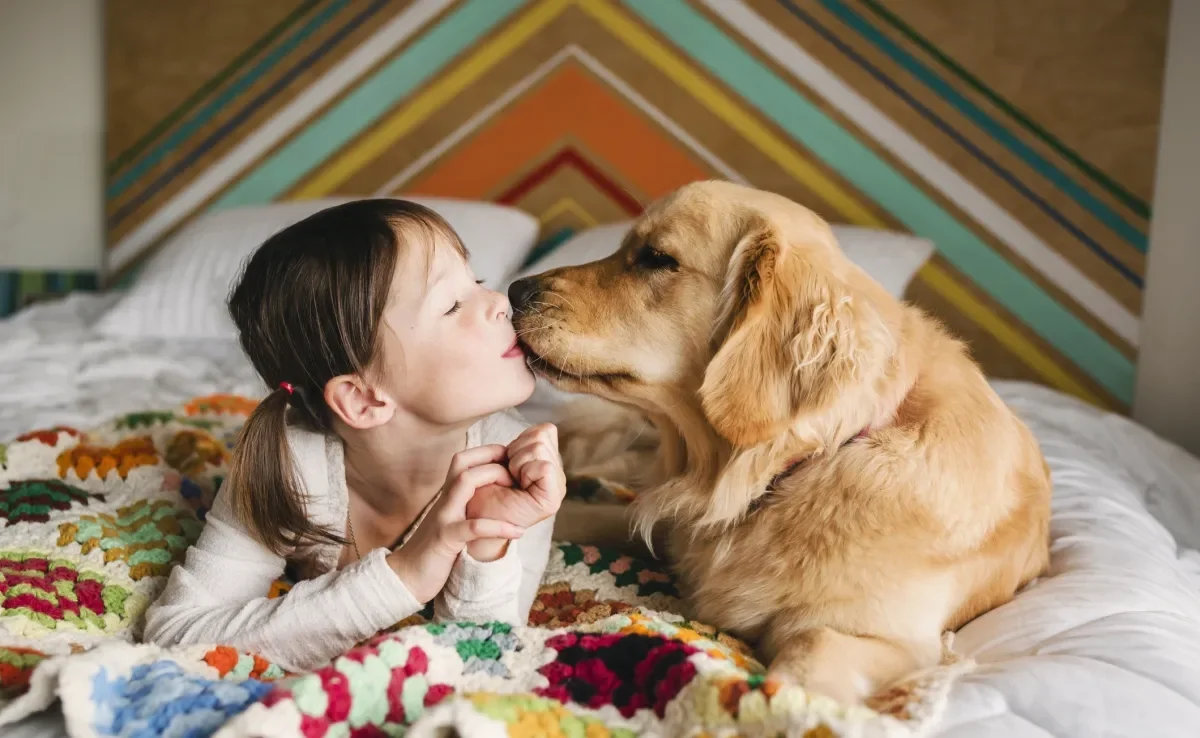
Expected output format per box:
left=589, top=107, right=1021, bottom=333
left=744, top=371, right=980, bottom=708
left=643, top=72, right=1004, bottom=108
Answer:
left=764, top=666, right=867, bottom=707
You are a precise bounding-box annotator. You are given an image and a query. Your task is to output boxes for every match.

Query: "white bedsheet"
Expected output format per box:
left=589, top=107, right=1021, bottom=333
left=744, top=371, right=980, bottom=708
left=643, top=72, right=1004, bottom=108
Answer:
left=0, top=294, right=263, bottom=443
left=3, top=295, right=1200, bottom=737
left=943, top=383, right=1200, bottom=737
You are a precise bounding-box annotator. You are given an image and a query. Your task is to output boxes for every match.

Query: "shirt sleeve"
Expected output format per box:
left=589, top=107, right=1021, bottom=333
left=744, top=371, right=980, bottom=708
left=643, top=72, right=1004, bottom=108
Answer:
left=432, top=408, right=556, bottom=625
left=142, top=491, right=423, bottom=672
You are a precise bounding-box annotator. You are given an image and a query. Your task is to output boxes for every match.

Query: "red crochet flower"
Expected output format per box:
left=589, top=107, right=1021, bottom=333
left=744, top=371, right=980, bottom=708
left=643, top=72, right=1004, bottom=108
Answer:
left=536, top=632, right=700, bottom=718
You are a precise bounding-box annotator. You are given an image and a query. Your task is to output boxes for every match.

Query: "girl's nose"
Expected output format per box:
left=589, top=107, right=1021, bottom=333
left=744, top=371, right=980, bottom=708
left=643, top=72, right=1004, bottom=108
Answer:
left=489, top=288, right=511, bottom=321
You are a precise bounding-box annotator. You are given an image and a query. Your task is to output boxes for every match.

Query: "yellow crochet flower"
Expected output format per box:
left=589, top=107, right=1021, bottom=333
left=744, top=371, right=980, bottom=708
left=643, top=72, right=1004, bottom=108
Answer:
left=467, top=693, right=636, bottom=738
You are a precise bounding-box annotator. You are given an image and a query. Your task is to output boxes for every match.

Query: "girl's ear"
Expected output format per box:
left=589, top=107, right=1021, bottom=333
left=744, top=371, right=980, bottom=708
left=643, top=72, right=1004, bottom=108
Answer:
left=324, top=375, right=395, bottom=430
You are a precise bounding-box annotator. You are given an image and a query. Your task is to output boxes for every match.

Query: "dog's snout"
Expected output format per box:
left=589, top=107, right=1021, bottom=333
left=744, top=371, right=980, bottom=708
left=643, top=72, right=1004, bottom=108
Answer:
left=508, top=277, right=540, bottom=313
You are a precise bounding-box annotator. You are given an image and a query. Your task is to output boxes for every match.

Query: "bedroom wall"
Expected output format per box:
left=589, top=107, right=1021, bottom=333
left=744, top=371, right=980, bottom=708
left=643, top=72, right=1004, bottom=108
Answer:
left=0, top=0, right=105, bottom=315
left=1133, top=0, right=1200, bottom=457
left=101, top=0, right=1166, bottom=414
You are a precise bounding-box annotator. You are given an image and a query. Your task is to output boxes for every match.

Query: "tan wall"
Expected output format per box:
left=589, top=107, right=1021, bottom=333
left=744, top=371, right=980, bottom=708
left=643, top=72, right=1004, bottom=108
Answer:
left=0, top=0, right=104, bottom=270
left=1133, top=0, right=1200, bottom=455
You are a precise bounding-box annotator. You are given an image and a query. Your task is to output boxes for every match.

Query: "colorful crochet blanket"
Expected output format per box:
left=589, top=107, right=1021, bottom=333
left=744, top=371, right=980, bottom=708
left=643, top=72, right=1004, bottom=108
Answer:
left=0, top=395, right=969, bottom=737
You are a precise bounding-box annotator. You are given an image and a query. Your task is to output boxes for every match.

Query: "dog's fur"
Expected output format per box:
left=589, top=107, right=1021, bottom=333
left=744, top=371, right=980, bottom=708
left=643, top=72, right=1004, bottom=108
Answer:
left=513, top=181, right=1051, bottom=704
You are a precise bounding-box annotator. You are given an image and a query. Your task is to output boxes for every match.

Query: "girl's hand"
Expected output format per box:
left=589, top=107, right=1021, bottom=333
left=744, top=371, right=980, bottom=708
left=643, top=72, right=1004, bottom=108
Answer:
left=466, top=424, right=567, bottom=530
left=387, top=446, right=524, bottom=604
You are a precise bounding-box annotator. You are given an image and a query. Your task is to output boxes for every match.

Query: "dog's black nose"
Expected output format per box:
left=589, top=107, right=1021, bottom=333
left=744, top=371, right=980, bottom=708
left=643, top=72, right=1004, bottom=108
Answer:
left=508, top=278, right=539, bottom=313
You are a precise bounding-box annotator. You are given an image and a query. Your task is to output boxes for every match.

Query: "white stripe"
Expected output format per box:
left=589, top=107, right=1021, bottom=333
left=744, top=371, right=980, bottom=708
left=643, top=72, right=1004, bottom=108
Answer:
left=109, top=0, right=457, bottom=272
left=377, top=45, right=748, bottom=196
left=701, top=0, right=1140, bottom=346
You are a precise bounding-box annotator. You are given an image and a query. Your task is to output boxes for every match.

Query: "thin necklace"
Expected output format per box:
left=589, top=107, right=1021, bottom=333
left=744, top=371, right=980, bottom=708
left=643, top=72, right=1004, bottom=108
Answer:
left=346, top=490, right=441, bottom=561
left=345, top=432, right=463, bottom=562
left=347, top=514, right=362, bottom=561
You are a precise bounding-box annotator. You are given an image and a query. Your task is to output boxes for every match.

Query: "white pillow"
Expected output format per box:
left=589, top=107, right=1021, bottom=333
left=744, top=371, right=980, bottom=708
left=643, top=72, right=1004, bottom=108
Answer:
left=829, top=225, right=936, bottom=298
left=97, top=197, right=541, bottom=339
left=504, top=220, right=934, bottom=298
left=505, top=221, right=634, bottom=282
left=510, top=220, right=936, bottom=422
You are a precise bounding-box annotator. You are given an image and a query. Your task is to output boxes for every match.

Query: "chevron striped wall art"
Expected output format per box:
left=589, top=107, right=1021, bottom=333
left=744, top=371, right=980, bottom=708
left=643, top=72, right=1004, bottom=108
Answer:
left=100, top=0, right=1167, bottom=411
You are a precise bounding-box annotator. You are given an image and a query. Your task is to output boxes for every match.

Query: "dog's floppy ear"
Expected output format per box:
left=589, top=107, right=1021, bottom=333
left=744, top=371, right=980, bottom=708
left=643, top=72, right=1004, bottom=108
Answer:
left=699, top=215, right=889, bottom=447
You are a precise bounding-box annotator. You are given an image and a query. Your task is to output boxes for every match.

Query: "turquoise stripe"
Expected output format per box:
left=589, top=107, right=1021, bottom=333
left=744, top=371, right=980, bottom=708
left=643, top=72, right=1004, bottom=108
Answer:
left=627, top=0, right=1133, bottom=403
left=0, top=274, right=14, bottom=317
left=214, top=0, right=526, bottom=209
left=107, top=0, right=349, bottom=200
left=521, top=226, right=578, bottom=270
left=818, top=0, right=1147, bottom=252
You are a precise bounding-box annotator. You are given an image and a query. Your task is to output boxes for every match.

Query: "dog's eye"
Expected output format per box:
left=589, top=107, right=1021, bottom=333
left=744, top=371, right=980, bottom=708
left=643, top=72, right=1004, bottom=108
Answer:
left=635, top=246, right=679, bottom=271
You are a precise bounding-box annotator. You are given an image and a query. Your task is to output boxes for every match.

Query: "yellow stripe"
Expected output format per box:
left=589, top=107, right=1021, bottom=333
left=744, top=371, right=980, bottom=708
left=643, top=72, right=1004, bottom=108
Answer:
left=539, top=197, right=599, bottom=227
left=292, top=0, right=572, bottom=199
left=582, top=0, right=1107, bottom=408
left=919, top=263, right=1105, bottom=405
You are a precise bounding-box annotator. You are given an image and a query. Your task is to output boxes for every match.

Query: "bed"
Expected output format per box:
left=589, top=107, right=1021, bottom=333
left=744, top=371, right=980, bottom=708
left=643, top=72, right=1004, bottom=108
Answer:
left=3, top=202, right=1199, bottom=737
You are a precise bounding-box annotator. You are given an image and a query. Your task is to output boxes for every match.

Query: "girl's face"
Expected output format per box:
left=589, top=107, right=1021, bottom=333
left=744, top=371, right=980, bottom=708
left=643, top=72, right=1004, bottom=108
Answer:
left=377, top=234, right=536, bottom=426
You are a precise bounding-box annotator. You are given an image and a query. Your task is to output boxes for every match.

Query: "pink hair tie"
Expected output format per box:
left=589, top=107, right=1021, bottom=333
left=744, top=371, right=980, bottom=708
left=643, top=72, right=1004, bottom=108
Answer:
left=278, top=382, right=295, bottom=395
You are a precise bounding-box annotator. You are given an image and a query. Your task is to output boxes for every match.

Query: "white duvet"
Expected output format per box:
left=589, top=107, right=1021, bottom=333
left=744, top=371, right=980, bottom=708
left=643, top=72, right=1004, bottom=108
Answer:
left=3, top=294, right=1200, bottom=738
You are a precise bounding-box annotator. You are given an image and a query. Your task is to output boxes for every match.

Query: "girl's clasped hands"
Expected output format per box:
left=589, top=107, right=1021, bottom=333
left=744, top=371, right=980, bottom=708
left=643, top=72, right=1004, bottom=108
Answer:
left=387, top=424, right=566, bottom=603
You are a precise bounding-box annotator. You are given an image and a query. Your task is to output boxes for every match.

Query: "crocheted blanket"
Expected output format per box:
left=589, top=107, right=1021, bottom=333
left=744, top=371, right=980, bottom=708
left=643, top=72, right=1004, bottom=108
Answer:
left=0, top=395, right=970, bottom=737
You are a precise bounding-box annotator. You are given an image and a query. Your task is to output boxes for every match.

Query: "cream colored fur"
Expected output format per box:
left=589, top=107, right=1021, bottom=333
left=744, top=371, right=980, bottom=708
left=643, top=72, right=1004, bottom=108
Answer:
left=524, top=181, right=1051, bottom=705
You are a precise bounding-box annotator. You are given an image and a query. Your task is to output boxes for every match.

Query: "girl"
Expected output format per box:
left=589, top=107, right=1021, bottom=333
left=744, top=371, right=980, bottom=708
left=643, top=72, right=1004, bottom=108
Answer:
left=144, top=199, right=565, bottom=671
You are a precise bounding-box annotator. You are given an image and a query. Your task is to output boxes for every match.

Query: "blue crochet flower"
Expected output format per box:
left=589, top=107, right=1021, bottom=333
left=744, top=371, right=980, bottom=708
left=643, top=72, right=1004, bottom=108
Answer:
left=90, top=660, right=272, bottom=738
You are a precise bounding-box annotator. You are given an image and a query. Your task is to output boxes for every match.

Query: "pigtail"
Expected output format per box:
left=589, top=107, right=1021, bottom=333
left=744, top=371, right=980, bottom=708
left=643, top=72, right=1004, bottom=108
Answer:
left=226, top=388, right=346, bottom=555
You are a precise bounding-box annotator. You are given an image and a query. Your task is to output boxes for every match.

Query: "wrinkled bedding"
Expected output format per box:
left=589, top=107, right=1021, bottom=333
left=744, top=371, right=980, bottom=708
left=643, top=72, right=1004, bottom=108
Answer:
left=0, top=295, right=263, bottom=442
left=3, top=294, right=1200, bottom=737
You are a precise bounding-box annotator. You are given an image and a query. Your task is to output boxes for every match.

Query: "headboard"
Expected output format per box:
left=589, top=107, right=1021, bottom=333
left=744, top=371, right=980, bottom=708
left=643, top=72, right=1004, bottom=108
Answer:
left=103, top=0, right=1167, bottom=416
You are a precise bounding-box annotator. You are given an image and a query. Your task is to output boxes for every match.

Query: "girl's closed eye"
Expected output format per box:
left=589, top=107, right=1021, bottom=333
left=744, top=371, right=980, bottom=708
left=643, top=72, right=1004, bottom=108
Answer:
left=444, top=280, right=486, bottom=316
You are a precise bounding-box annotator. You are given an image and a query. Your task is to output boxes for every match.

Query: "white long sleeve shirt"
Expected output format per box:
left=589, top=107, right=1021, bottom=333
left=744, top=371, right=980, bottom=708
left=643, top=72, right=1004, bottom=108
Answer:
left=142, top=409, right=554, bottom=672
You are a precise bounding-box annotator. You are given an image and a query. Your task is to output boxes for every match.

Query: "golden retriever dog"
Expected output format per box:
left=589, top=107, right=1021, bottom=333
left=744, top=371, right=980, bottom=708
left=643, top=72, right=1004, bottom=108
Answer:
left=509, top=181, right=1051, bottom=704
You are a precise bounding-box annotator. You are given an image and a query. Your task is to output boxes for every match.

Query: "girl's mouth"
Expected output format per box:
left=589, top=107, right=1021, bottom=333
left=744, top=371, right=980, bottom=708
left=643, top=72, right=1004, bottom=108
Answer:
left=502, top=340, right=524, bottom=359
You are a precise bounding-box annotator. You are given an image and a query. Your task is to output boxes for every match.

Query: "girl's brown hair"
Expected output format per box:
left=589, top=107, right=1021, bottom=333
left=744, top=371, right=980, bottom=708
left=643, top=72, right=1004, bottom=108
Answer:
left=226, top=198, right=466, bottom=555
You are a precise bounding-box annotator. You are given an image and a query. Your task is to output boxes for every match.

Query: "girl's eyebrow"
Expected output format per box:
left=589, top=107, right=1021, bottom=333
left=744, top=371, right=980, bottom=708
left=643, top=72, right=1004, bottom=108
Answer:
left=413, top=261, right=458, bottom=315
left=425, top=268, right=450, bottom=299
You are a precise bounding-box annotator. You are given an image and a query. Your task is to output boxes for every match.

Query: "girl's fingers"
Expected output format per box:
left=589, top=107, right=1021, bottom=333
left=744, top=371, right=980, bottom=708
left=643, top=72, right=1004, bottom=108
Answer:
left=534, top=423, right=559, bottom=448
left=447, top=445, right=509, bottom=480
left=520, top=460, right=562, bottom=495
left=508, top=424, right=559, bottom=457
left=445, top=518, right=525, bottom=545
left=519, top=459, right=547, bottom=491
left=508, top=443, right=556, bottom=481
left=442, top=463, right=514, bottom=513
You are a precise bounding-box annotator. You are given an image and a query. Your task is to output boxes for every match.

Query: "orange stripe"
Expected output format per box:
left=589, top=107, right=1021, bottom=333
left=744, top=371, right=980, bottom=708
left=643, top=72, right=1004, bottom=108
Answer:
left=407, top=64, right=710, bottom=199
